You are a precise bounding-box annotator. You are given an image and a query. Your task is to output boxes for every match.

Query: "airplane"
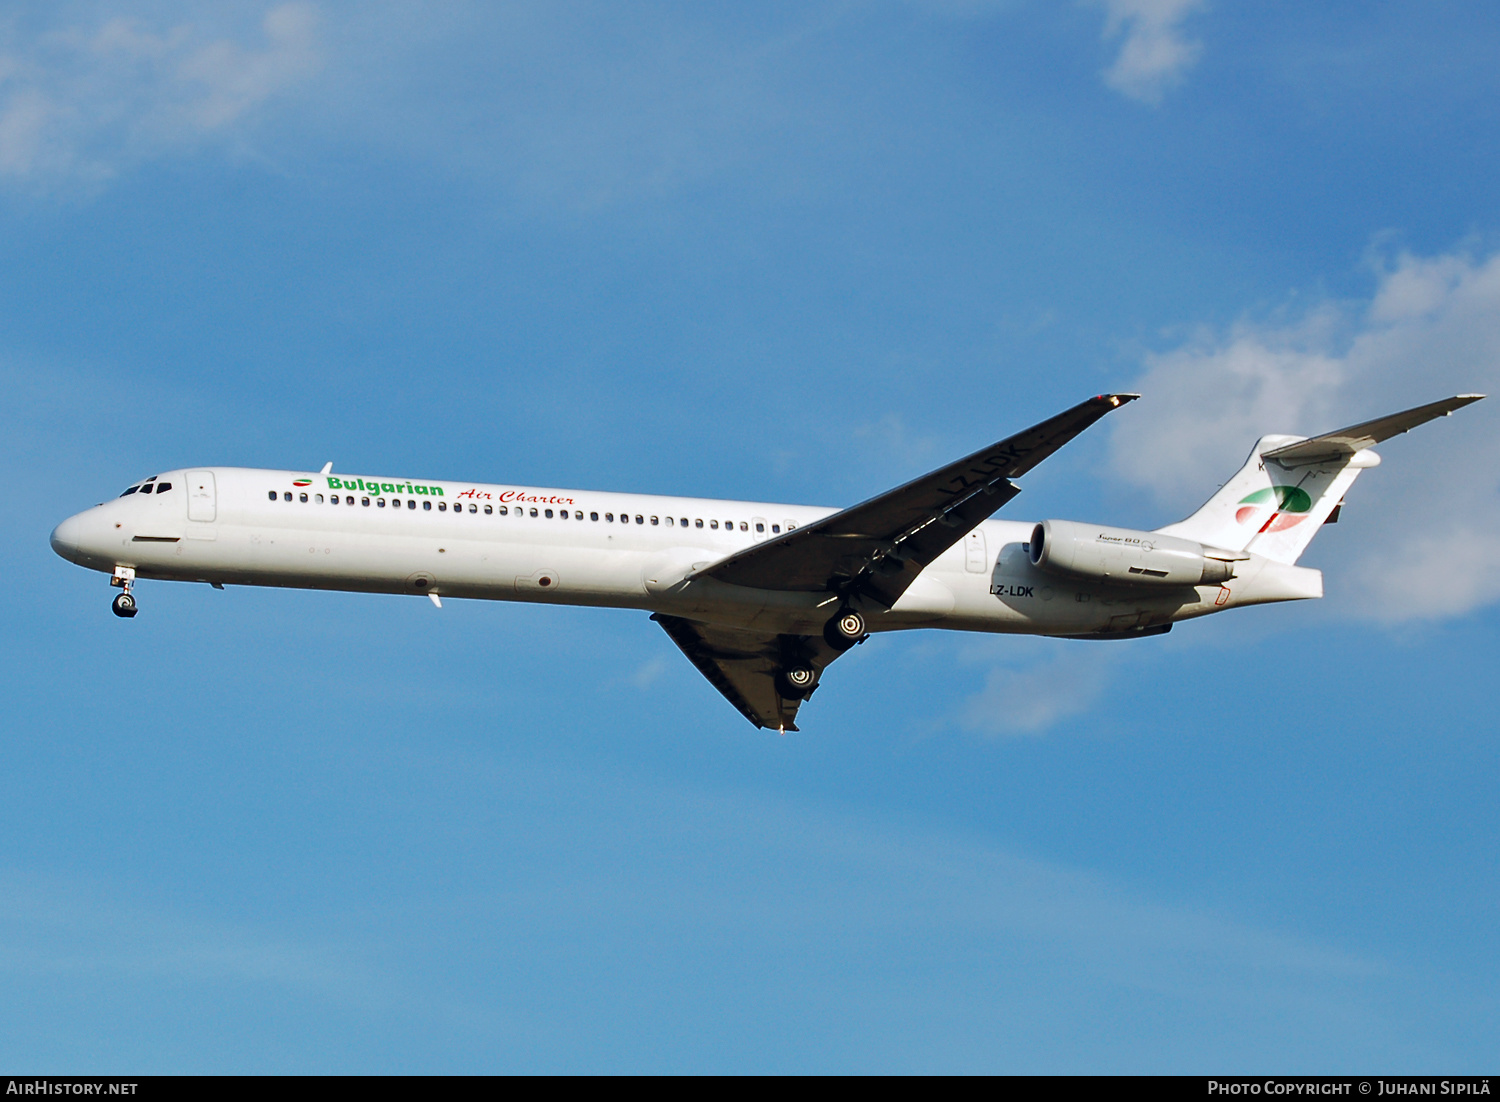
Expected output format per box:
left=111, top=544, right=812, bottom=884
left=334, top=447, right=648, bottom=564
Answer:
left=49, top=392, right=1482, bottom=731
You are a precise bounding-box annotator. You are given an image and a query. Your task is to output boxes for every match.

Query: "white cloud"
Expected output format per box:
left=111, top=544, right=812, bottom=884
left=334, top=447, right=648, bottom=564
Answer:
left=1110, top=246, right=1500, bottom=623
left=0, top=4, right=320, bottom=189
left=1094, top=0, right=1206, bottom=105
left=0, top=868, right=375, bottom=996
left=629, top=656, right=671, bottom=689
left=960, top=645, right=1116, bottom=736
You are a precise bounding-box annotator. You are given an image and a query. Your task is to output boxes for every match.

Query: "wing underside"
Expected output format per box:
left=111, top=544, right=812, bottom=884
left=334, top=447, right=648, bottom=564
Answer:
left=652, top=614, right=846, bottom=731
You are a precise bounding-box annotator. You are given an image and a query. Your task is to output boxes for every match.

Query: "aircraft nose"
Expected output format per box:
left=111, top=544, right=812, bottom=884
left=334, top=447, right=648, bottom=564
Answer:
left=50, top=514, right=84, bottom=562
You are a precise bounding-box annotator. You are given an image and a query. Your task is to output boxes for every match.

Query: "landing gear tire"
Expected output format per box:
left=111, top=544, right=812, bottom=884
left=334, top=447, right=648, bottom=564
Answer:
left=111, top=592, right=137, bottom=619
left=823, top=609, right=866, bottom=652
left=775, top=664, right=818, bottom=701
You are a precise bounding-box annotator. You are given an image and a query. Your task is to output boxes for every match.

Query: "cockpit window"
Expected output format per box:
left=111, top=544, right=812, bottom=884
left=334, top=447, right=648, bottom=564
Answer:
left=121, top=486, right=140, bottom=496
left=156, top=483, right=172, bottom=493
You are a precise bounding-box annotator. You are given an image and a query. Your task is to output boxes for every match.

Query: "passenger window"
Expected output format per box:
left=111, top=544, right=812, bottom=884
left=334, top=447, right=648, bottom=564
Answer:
left=591, top=512, right=599, bottom=521
left=315, top=494, right=324, bottom=503
left=649, top=516, right=658, bottom=525
left=484, top=505, right=492, bottom=515
left=346, top=496, right=355, bottom=505
left=665, top=517, right=673, bottom=527
left=710, top=520, right=718, bottom=529
left=545, top=509, right=553, bottom=518
left=378, top=498, right=387, bottom=508
left=423, top=500, right=432, bottom=510
left=739, top=522, right=748, bottom=531
left=771, top=524, right=780, bottom=534
left=787, top=522, right=796, bottom=530
left=329, top=495, right=338, bottom=506
left=408, top=500, right=417, bottom=510
left=266, top=490, right=275, bottom=501
left=606, top=513, right=614, bottom=522
left=530, top=508, right=538, bottom=517
left=755, top=523, right=764, bottom=533
left=695, top=519, right=703, bottom=528
left=470, top=504, right=478, bottom=513
left=301, top=493, right=309, bottom=503
left=439, top=502, right=447, bottom=511
left=393, top=499, right=401, bottom=508
left=361, top=497, right=370, bottom=506
left=499, top=506, right=508, bottom=515
left=575, top=511, right=582, bottom=520
left=284, top=492, right=293, bottom=501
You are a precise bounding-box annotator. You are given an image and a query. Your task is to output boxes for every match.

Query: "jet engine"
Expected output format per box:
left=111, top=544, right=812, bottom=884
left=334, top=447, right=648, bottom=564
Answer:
left=1028, top=520, right=1243, bottom=587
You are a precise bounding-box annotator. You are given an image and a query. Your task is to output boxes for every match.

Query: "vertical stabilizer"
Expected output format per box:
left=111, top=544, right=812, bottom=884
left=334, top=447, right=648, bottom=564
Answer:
left=1156, top=437, right=1366, bottom=563
left=1156, top=394, right=1482, bottom=565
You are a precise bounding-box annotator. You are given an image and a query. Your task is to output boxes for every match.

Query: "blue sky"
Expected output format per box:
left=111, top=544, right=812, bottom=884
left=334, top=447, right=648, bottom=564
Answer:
left=4, top=0, right=1499, bottom=1072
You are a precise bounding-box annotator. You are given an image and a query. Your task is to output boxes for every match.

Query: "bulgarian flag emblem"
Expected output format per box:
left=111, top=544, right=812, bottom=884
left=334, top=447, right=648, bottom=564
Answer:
left=292, top=479, right=313, bottom=487
left=1235, top=485, right=1313, bottom=532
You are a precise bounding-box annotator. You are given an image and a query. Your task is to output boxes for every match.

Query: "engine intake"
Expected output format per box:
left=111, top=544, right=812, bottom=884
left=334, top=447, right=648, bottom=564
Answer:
left=1028, top=520, right=1242, bottom=587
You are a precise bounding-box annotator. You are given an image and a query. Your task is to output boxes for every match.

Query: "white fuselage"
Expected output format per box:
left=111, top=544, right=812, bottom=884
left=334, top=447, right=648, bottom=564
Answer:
left=50, top=467, right=1320, bottom=636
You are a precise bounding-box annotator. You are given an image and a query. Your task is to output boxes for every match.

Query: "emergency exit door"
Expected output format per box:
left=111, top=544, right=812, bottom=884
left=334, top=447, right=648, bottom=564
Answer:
left=964, top=529, right=987, bottom=572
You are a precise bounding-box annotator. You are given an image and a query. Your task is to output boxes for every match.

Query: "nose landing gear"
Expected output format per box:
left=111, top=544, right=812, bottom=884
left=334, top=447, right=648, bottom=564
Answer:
left=110, top=566, right=138, bottom=618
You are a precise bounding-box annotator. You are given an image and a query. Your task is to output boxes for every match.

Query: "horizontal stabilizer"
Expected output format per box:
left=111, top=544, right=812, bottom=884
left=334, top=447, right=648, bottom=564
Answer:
left=1262, top=394, right=1484, bottom=467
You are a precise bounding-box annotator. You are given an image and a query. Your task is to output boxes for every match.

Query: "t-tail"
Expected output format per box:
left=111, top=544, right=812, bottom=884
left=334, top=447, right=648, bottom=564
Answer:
left=1156, top=395, right=1484, bottom=564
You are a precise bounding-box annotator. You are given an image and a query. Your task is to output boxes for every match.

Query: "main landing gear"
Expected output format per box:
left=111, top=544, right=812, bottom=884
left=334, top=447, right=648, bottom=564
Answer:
left=110, top=566, right=138, bottom=618
left=775, top=663, right=818, bottom=701
left=822, top=608, right=866, bottom=652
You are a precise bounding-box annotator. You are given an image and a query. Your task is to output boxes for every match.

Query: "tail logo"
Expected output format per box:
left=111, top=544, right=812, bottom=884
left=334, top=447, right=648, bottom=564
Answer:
left=1235, top=486, right=1313, bottom=531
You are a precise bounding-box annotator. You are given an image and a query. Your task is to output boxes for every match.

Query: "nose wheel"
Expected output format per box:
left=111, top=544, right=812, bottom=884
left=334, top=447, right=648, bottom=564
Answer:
left=110, top=566, right=138, bottom=618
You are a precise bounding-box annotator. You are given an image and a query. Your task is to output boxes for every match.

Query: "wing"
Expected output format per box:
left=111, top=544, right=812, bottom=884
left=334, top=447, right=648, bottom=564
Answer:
left=652, top=614, right=846, bottom=731
left=697, top=393, right=1137, bottom=608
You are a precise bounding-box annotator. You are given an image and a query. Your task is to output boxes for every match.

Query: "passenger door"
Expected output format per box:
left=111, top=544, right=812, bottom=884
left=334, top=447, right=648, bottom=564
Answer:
left=187, top=471, right=217, bottom=522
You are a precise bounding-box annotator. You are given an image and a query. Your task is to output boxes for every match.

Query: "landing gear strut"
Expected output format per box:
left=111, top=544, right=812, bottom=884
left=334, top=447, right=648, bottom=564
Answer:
left=111, top=566, right=138, bottom=618
left=775, top=663, right=818, bottom=701
left=822, top=608, right=866, bottom=652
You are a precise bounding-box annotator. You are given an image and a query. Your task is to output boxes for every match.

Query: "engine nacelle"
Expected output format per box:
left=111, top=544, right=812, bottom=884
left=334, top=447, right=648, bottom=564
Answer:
left=1028, top=520, right=1242, bottom=587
